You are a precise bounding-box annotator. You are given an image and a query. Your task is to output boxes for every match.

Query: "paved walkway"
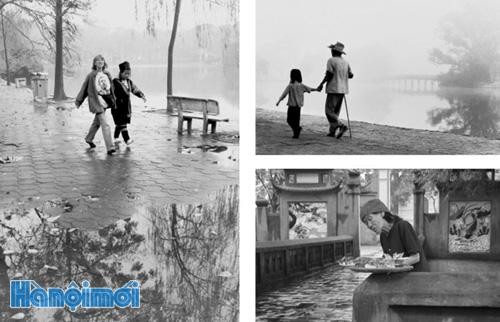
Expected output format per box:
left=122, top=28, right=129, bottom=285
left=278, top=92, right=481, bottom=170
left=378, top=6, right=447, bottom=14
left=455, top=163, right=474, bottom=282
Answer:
left=0, top=85, right=238, bottom=230
left=256, top=108, right=500, bottom=154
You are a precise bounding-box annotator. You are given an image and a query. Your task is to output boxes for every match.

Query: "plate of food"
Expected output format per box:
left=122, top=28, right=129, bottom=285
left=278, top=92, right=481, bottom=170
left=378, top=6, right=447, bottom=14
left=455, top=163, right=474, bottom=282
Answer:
left=338, top=253, right=413, bottom=274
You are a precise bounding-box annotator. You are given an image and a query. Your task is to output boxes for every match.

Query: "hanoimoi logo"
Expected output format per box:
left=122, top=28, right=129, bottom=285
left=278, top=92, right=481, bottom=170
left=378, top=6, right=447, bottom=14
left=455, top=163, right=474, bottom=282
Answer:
left=10, top=280, right=140, bottom=311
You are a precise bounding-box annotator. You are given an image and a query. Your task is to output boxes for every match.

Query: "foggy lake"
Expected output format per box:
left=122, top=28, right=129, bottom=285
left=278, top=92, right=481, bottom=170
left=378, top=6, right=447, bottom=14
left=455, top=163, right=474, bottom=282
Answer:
left=257, top=80, right=500, bottom=139
left=256, top=0, right=500, bottom=140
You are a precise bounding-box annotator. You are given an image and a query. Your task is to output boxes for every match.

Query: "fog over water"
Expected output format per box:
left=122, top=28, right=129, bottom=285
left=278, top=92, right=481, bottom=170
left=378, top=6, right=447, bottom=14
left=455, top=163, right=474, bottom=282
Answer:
left=257, top=0, right=500, bottom=137
left=41, top=0, right=239, bottom=124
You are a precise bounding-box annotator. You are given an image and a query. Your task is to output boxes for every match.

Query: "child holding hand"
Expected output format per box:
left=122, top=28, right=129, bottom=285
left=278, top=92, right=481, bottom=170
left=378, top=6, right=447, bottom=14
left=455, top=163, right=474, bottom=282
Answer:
left=276, top=69, right=319, bottom=138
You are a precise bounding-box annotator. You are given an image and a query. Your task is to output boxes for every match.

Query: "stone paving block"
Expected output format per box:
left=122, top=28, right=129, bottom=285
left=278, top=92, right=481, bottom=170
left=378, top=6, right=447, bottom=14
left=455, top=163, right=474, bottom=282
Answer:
left=0, top=85, right=238, bottom=230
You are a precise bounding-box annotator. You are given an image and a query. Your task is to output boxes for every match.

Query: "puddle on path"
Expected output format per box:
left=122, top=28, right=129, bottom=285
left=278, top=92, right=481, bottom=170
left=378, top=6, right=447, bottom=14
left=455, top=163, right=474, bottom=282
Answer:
left=0, top=186, right=239, bottom=321
left=0, top=156, right=23, bottom=164
left=181, top=144, right=229, bottom=154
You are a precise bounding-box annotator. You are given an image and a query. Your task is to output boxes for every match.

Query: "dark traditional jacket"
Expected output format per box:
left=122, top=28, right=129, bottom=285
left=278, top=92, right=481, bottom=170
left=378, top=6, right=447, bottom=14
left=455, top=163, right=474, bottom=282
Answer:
left=75, top=70, right=115, bottom=114
left=111, top=78, right=145, bottom=125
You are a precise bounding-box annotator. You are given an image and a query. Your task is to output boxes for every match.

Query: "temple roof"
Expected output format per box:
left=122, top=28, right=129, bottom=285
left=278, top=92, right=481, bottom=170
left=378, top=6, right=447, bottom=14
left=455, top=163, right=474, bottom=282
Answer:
left=272, top=182, right=342, bottom=193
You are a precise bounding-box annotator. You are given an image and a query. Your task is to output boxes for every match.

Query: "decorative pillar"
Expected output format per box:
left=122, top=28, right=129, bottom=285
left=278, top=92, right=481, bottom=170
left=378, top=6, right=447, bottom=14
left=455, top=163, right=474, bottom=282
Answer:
left=346, top=171, right=361, bottom=257
left=378, top=170, right=391, bottom=209
left=256, top=199, right=269, bottom=241
left=413, top=170, right=426, bottom=245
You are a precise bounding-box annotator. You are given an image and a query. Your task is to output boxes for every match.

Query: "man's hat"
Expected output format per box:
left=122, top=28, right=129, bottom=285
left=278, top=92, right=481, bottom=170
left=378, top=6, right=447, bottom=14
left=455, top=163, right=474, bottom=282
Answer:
left=360, top=199, right=390, bottom=222
left=119, top=61, right=131, bottom=72
left=328, top=42, right=346, bottom=54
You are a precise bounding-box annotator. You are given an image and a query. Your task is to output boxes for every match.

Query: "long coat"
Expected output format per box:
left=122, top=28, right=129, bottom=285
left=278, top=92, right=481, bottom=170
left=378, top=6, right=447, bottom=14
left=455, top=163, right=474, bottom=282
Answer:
left=111, top=78, right=145, bottom=125
left=75, top=70, right=115, bottom=114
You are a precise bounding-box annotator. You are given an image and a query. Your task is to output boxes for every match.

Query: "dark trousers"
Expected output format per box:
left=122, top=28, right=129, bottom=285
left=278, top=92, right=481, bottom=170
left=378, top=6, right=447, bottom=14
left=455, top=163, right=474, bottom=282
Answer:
left=325, top=93, right=345, bottom=134
left=287, top=106, right=301, bottom=135
left=114, top=124, right=130, bottom=142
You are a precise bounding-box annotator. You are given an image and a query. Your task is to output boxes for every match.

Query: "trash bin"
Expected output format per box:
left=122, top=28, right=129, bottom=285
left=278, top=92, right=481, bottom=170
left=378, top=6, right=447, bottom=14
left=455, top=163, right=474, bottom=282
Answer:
left=31, top=72, right=48, bottom=102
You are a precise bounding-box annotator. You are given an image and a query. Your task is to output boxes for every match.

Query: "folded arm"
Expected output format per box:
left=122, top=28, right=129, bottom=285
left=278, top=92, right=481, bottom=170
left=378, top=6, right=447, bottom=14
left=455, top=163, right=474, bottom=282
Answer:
left=402, top=253, right=420, bottom=266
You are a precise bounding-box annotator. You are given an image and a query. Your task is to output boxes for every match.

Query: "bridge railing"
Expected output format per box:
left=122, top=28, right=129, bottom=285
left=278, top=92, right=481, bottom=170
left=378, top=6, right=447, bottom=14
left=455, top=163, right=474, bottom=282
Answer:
left=256, top=235, right=354, bottom=293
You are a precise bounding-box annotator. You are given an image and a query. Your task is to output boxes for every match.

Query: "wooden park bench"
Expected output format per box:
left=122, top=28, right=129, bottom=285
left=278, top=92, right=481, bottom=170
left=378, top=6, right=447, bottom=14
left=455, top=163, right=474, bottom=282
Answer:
left=15, top=77, right=27, bottom=88
left=167, top=95, right=229, bottom=135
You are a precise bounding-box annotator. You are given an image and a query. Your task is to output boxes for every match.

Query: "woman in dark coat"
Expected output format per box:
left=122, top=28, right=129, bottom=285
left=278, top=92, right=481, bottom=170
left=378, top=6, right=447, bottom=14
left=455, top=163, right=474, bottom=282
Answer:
left=112, top=61, right=146, bottom=145
left=360, top=198, right=429, bottom=271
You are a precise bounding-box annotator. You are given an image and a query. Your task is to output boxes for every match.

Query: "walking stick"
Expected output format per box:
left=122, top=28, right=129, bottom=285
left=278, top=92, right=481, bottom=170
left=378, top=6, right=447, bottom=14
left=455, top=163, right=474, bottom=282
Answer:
left=343, top=95, right=352, bottom=139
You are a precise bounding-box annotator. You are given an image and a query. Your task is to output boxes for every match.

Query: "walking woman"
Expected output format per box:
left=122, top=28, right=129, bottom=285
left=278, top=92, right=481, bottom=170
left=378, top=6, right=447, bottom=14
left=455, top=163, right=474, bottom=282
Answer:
left=112, top=61, right=146, bottom=145
left=75, top=54, right=116, bottom=155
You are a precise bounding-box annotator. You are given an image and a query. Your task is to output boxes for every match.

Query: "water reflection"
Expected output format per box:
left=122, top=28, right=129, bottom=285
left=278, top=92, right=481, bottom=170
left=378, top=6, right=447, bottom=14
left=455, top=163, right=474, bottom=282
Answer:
left=258, top=80, right=500, bottom=138
left=0, top=186, right=239, bottom=321
left=429, top=88, right=500, bottom=139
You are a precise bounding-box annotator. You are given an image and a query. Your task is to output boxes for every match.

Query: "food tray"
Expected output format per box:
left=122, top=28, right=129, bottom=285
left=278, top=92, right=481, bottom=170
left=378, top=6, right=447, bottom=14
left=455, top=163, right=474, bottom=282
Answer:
left=347, top=265, right=413, bottom=274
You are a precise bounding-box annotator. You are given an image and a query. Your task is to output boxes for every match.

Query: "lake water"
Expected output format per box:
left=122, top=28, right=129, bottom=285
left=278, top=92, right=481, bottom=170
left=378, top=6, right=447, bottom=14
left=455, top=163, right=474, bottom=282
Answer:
left=258, top=79, right=500, bottom=139
left=256, top=246, right=381, bottom=322
left=46, top=64, right=239, bottom=131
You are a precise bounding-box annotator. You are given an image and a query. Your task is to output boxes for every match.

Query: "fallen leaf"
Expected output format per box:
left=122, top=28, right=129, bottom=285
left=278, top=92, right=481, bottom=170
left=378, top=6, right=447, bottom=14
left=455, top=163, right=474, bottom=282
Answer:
left=46, top=215, right=60, bottom=222
left=218, top=271, right=232, bottom=278
left=10, top=312, right=25, bottom=320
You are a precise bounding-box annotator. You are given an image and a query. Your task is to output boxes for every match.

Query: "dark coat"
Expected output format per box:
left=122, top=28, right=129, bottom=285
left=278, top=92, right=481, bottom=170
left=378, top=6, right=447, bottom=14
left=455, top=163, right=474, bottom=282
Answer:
left=75, top=70, right=115, bottom=114
left=111, top=78, right=144, bottom=125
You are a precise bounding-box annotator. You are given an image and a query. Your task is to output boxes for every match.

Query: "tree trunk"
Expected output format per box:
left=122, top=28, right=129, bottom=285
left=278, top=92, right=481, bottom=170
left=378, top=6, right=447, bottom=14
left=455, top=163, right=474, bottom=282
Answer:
left=0, top=8, right=10, bottom=86
left=53, top=0, right=66, bottom=100
left=167, top=0, right=182, bottom=96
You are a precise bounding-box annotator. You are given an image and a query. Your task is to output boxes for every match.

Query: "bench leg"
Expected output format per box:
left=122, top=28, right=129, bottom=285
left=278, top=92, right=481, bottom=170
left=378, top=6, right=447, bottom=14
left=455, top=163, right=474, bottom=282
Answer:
left=177, top=117, right=184, bottom=135
left=210, top=121, right=217, bottom=134
left=187, top=119, right=193, bottom=135
left=202, top=118, right=209, bottom=135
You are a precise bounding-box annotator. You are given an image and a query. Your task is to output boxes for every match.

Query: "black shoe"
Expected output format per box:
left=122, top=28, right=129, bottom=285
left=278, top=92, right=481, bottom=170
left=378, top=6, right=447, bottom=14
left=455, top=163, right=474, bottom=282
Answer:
left=293, top=127, right=302, bottom=139
left=107, top=149, right=116, bottom=155
left=86, top=141, right=96, bottom=149
left=327, top=126, right=338, bottom=137
left=336, top=125, right=348, bottom=139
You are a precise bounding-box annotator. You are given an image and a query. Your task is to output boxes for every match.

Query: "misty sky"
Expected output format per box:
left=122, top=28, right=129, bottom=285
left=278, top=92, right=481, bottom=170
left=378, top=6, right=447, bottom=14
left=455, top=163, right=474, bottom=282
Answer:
left=91, top=0, right=235, bottom=31
left=257, top=0, right=500, bottom=79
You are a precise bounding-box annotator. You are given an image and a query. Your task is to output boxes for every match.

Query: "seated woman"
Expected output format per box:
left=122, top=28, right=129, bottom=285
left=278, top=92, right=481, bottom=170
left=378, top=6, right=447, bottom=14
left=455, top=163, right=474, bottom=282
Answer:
left=360, top=199, right=429, bottom=271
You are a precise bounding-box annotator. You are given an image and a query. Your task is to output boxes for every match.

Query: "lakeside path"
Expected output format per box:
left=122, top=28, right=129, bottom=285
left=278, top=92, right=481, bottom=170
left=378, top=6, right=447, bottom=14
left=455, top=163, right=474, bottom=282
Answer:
left=256, top=108, right=500, bottom=154
left=0, top=85, right=238, bottom=230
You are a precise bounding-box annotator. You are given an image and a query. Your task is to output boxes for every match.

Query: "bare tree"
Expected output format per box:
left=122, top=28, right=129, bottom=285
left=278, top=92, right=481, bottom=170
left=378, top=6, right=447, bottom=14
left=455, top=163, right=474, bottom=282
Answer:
left=25, top=0, right=92, bottom=100
left=136, top=0, right=238, bottom=96
left=0, top=8, right=9, bottom=85
left=0, top=7, right=45, bottom=85
left=0, top=0, right=34, bottom=85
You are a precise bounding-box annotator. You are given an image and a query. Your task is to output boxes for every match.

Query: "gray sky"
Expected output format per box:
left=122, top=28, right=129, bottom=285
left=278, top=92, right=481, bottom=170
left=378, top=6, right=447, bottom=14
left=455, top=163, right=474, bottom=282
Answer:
left=257, top=0, right=500, bottom=78
left=91, top=0, right=236, bottom=31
